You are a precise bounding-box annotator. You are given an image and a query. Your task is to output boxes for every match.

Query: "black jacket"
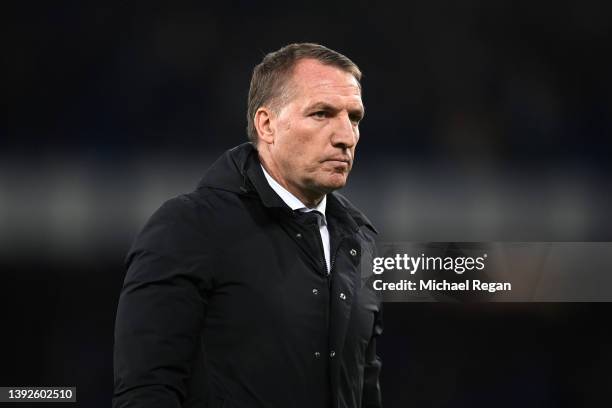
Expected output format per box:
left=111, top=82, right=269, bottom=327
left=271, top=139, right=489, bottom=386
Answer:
left=113, top=143, right=382, bottom=408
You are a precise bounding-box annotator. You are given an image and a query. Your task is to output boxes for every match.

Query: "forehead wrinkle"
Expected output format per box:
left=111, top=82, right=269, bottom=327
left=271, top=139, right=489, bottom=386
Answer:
left=300, top=81, right=362, bottom=101
left=305, top=97, right=363, bottom=112
left=301, top=77, right=361, bottom=92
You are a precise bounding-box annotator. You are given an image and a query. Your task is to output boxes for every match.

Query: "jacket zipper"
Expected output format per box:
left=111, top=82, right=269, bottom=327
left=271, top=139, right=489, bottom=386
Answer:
left=327, top=236, right=347, bottom=289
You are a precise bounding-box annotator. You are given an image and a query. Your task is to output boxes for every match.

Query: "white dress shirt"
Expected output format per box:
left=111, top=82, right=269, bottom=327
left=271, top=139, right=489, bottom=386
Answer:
left=261, top=165, right=331, bottom=273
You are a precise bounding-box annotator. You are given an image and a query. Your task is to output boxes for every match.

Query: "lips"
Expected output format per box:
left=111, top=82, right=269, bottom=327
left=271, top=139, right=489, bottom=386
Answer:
left=324, top=159, right=350, bottom=168
left=323, top=159, right=351, bottom=172
left=324, top=157, right=351, bottom=164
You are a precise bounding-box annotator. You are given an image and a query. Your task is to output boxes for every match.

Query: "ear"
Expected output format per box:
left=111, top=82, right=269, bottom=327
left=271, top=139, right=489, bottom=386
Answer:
left=254, top=107, right=276, bottom=145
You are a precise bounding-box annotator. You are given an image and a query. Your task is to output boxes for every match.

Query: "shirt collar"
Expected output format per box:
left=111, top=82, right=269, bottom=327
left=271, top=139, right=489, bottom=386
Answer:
left=260, top=164, right=327, bottom=218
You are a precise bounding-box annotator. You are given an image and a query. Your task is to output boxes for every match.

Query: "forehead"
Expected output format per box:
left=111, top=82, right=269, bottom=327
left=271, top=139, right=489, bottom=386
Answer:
left=287, top=59, right=363, bottom=107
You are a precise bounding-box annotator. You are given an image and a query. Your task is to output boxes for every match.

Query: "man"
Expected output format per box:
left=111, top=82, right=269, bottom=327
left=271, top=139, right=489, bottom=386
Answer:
left=113, top=43, right=382, bottom=408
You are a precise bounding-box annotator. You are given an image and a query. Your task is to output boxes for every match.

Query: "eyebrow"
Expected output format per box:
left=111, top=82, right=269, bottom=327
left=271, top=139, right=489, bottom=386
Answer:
left=306, top=101, right=365, bottom=119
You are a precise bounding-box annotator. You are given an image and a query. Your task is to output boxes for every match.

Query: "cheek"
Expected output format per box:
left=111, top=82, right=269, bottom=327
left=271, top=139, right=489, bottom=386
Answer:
left=274, top=129, right=310, bottom=171
left=275, top=117, right=329, bottom=169
left=279, top=124, right=318, bottom=155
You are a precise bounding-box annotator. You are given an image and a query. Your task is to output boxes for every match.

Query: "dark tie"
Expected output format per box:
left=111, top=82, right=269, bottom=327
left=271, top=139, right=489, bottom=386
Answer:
left=296, top=209, right=323, bottom=226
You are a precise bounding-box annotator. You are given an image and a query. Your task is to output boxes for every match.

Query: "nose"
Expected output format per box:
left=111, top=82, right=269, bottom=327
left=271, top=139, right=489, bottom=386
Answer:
left=330, top=112, right=358, bottom=149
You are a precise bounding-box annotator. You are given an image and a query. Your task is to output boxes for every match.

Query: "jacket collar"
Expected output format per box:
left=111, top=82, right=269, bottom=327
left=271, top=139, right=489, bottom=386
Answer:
left=196, top=142, right=378, bottom=234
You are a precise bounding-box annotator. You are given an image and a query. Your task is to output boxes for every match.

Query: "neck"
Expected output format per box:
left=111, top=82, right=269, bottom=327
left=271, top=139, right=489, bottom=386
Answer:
left=296, top=191, right=324, bottom=209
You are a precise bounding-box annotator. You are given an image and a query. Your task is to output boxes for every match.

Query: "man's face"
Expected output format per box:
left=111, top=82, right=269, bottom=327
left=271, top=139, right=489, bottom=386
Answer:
left=267, top=59, right=364, bottom=201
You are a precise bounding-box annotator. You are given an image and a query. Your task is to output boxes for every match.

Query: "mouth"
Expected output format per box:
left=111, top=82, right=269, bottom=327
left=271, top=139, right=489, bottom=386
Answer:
left=324, top=157, right=351, bottom=165
left=324, top=159, right=351, bottom=170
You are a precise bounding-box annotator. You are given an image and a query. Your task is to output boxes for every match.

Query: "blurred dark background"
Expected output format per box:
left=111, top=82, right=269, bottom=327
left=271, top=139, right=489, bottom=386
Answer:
left=2, top=1, right=611, bottom=407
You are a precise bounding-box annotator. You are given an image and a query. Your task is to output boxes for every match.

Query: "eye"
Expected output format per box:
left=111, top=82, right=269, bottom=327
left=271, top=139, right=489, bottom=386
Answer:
left=311, top=111, right=328, bottom=119
left=349, top=114, right=362, bottom=125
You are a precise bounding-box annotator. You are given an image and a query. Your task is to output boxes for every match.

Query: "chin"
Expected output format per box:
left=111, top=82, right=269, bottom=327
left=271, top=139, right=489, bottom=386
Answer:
left=320, top=175, right=348, bottom=192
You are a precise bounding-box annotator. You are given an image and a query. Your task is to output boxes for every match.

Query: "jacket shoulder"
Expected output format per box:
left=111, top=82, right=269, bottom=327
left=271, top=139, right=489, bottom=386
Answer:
left=125, top=193, right=218, bottom=267
left=154, top=187, right=236, bottom=221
